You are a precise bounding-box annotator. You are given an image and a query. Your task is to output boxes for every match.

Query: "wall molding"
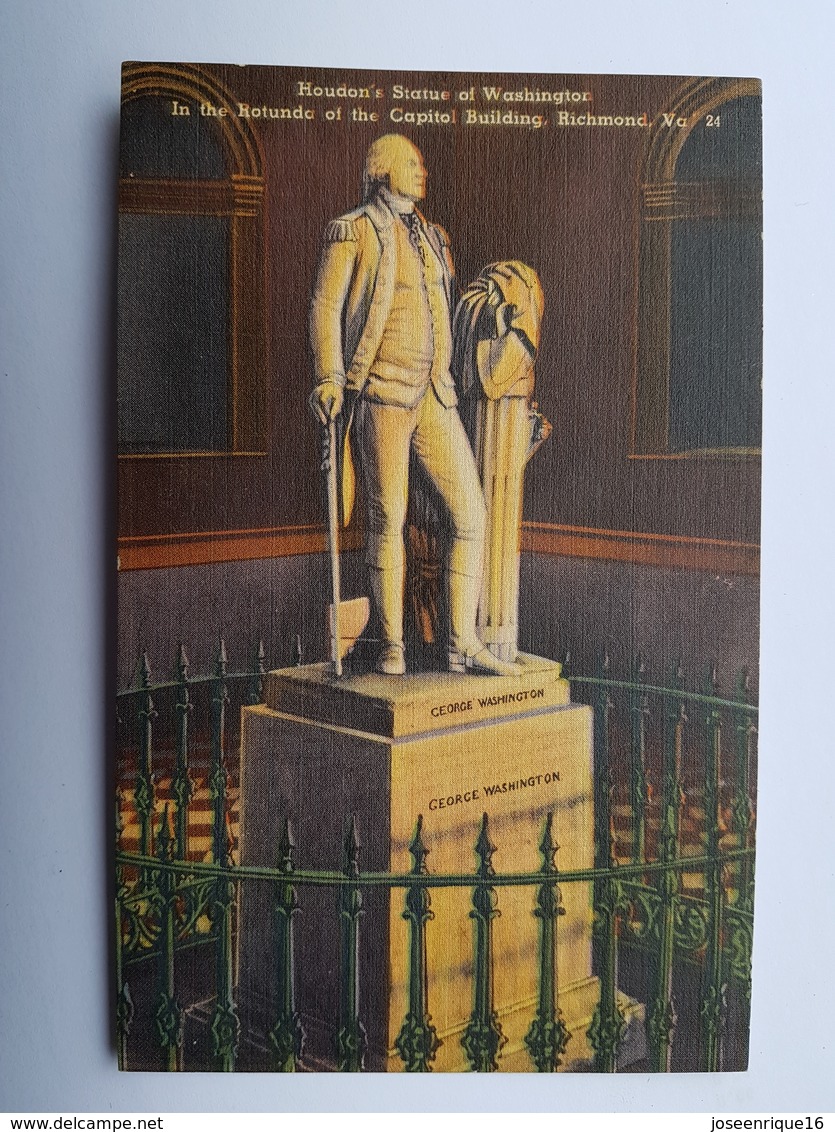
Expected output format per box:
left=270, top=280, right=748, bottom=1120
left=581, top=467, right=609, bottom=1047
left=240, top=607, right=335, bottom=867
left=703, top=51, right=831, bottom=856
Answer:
left=521, top=522, right=759, bottom=575
left=117, top=525, right=363, bottom=571
left=118, top=521, right=758, bottom=575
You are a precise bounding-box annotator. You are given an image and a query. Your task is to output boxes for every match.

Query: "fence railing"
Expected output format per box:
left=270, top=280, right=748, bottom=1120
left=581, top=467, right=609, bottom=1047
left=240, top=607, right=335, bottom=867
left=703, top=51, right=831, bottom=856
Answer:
left=115, top=642, right=757, bottom=1073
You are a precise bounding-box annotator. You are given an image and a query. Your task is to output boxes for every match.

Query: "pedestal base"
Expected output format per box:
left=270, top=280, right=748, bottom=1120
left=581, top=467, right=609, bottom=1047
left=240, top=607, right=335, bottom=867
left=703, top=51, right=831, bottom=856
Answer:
left=238, top=656, right=616, bottom=1071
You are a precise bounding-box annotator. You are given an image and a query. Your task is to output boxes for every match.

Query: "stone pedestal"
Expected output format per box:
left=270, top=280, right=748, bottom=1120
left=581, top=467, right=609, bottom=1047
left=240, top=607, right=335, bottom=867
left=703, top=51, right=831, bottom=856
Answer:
left=238, top=655, right=612, bottom=1071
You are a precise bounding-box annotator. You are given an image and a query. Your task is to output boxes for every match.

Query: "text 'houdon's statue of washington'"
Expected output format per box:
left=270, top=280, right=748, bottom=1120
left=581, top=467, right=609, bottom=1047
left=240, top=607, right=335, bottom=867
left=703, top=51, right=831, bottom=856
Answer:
left=309, top=134, right=548, bottom=678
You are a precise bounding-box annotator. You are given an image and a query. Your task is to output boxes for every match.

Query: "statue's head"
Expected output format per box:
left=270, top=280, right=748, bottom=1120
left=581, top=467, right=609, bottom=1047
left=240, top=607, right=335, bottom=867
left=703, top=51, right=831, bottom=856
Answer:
left=363, top=135, right=427, bottom=203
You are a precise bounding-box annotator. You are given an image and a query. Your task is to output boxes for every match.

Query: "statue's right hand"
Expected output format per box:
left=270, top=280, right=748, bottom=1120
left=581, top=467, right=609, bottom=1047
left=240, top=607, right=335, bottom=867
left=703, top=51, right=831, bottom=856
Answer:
left=309, top=381, right=344, bottom=425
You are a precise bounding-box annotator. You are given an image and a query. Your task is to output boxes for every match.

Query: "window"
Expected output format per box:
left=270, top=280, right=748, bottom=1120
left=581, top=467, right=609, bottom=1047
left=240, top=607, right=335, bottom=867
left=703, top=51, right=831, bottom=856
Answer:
left=118, top=64, right=267, bottom=457
left=632, top=79, right=762, bottom=457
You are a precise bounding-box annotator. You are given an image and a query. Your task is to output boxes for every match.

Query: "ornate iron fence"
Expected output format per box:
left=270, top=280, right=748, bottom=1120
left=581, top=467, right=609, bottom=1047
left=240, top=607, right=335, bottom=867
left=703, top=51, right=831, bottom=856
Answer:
left=114, top=642, right=756, bottom=1073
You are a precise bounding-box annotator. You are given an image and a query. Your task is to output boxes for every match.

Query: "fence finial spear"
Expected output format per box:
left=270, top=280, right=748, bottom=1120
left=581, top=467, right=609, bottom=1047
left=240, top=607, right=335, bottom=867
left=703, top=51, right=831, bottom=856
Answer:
left=474, top=813, right=496, bottom=878
left=343, top=815, right=360, bottom=877
left=409, top=815, right=429, bottom=875
left=539, top=811, right=557, bottom=874
left=277, top=817, right=295, bottom=874
left=704, top=662, right=722, bottom=724
left=157, top=804, right=172, bottom=859
left=250, top=639, right=267, bottom=704
left=669, top=659, right=687, bottom=723
left=176, top=643, right=189, bottom=679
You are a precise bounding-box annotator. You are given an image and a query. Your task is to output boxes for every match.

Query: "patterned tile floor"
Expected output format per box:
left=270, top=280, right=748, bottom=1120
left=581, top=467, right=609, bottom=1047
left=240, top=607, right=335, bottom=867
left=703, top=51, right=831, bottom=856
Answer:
left=116, top=750, right=751, bottom=901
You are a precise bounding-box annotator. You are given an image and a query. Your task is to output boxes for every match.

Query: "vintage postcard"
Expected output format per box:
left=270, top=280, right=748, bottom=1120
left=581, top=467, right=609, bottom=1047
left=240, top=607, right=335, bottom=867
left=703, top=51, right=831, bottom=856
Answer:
left=115, top=63, right=761, bottom=1073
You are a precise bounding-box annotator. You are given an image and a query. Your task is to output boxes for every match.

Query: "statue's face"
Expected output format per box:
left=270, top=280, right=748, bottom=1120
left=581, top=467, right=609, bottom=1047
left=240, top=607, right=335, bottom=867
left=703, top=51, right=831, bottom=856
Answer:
left=386, top=141, right=427, bottom=201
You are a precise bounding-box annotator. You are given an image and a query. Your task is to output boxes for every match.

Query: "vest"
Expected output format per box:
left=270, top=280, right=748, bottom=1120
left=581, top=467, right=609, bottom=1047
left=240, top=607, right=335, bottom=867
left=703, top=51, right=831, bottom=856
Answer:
left=363, top=213, right=453, bottom=408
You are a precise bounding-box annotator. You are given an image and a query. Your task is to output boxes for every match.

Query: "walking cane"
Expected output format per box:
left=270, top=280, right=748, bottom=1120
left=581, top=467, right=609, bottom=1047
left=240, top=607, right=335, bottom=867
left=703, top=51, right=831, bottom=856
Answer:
left=324, top=417, right=343, bottom=677
left=320, top=408, right=369, bottom=678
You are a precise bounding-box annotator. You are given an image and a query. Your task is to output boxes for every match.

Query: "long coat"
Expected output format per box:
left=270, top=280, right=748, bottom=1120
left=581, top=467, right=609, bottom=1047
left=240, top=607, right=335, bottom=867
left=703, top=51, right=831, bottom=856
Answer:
left=309, top=194, right=459, bottom=410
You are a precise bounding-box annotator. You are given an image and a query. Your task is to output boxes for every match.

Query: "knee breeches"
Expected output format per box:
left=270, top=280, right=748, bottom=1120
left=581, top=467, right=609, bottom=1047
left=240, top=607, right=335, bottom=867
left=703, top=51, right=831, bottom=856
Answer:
left=356, top=391, right=486, bottom=579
